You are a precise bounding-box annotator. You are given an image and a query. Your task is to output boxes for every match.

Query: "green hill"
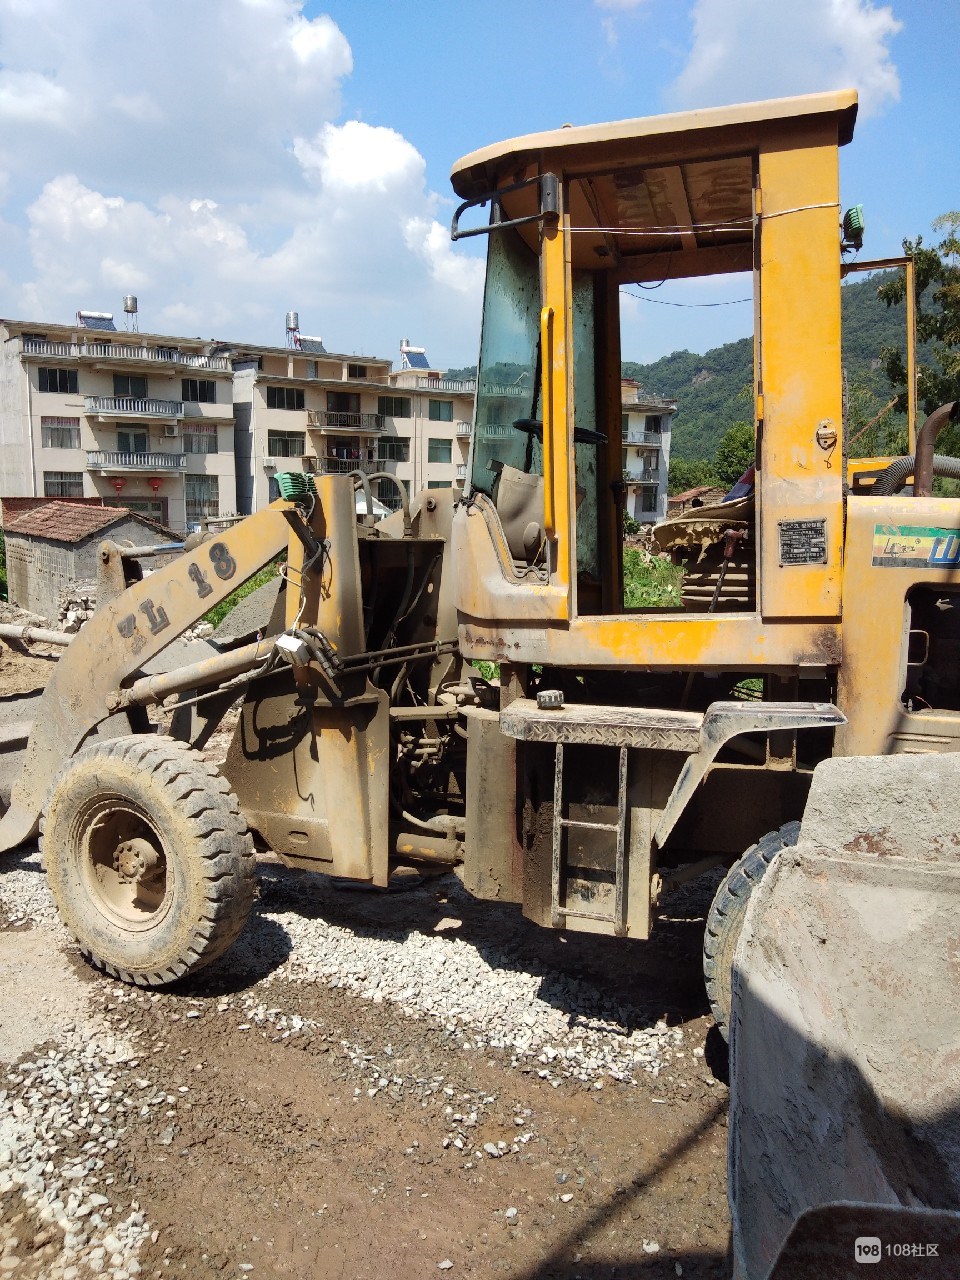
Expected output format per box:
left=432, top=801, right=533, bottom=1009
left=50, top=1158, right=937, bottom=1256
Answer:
left=624, top=271, right=925, bottom=461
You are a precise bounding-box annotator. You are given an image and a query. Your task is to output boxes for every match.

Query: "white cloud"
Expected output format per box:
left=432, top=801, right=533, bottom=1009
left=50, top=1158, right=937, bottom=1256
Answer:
left=668, top=0, right=902, bottom=119
left=0, top=70, right=71, bottom=126
left=0, top=2, right=484, bottom=364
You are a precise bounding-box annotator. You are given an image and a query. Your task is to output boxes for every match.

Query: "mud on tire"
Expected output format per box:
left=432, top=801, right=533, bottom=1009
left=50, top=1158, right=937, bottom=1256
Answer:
left=41, top=735, right=256, bottom=987
left=703, top=820, right=800, bottom=1040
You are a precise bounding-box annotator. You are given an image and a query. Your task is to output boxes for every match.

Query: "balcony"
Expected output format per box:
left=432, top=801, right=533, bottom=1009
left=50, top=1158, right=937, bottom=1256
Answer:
left=624, top=468, right=660, bottom=484
left=456, top=464, right=467, bottom=480
left=413, top=377, right=476, bottom=393
left=22, top=339, right=230, bottom=370
left=623, top=431, right=665, bottom=446
left=85, top=395, right=183, bottom=420
left=318, top=457, right=379, bottom=476
left=307, top=409, right=383, bottom=433
left=455, top=421, right=472, bottom=437
left=87, top=451, right=186, bottom=474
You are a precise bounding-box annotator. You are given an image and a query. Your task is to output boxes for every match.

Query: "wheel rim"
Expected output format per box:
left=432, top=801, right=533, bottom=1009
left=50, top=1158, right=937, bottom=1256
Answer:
left=73, top=796, right=173, bottom=931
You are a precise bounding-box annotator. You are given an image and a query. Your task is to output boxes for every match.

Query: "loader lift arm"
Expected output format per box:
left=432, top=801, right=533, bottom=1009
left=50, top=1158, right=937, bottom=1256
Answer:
left=0, top=502, right=293, bottom=853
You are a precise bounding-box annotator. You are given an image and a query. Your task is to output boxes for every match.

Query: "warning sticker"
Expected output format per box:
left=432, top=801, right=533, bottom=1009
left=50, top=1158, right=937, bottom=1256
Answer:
left=778, top=518, right=828, bottom=566
left=872, top=524, right=960, bottom=568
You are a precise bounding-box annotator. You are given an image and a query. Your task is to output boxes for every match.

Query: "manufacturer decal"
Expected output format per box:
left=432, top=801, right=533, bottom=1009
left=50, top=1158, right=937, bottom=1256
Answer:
left=872, top=524, right=960, bottom=568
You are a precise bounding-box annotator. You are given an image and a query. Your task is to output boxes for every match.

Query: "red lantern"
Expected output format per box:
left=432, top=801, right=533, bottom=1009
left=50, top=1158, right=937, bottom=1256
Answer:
left=148, top=477, right=163, bottom=495
left=111, top=478, right=126, bottom=498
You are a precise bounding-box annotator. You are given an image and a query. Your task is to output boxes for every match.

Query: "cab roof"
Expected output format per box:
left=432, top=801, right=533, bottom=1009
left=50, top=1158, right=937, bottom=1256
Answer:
left=450, top=90, right=858, bottom=200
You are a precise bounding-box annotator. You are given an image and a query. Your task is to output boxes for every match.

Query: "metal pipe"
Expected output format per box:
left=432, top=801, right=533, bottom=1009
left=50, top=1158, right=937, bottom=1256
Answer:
left=914, top=401, right=960, bottom=497
left=118, top=543, right=185, bottom=558
left=117, top=638, right=274, bottom=709
left=393, top=831, right=462, bottom=866
left=0, top=623, right=72, bottom=647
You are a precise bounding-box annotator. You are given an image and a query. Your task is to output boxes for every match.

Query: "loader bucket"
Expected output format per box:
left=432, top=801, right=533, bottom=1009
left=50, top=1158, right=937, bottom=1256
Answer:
left=728, top=753, right=960, bottom=1280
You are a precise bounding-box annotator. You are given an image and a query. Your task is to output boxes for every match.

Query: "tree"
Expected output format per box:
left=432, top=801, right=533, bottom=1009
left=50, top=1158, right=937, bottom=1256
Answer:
left=878, top=213, right=960, bottom=423
left=713, top=421, right=755, bottom=487
left=667, top=456, right=717, bottom=495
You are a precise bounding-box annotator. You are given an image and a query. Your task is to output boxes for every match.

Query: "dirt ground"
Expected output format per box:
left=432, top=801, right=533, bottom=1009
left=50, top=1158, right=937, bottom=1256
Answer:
left=0, top=643, right=732, bottom=1280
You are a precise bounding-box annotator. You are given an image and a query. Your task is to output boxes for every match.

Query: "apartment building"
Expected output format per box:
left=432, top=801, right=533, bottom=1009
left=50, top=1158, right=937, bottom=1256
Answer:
left=379, top=340, right=474, bottom=505
left=231, top=332, right=475, bottom=514
left=620, top=379, right=675, bottom=523
left=0, top=313, right=236, bottom=531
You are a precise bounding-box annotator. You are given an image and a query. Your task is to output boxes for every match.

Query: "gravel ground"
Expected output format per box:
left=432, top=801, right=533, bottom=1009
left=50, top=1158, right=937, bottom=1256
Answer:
left=0, top=846, right=730, bottom=1279
left=0, top=654, right=730, bottom=1278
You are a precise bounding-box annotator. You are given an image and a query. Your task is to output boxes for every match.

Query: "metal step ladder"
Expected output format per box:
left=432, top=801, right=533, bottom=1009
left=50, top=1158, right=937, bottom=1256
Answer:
left=551, top=742, right=629, bottom=937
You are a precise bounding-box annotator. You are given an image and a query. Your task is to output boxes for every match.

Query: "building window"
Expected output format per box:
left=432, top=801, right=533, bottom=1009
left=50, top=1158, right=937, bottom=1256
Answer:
left=378, top=437, right=410, bottom=463
left=186, top=474, right=219, bottom=525
left=327, top=391, right=360, bottom=414
left=641, top=487, right=658, bottom=513
left=118, top=429, right=148, bottom=454
left=646, top=415, right=662, bottom=434
left=182, top=378, right=216, bottom=403
left=348, top=364, right=368, bottom=379
left=40, top=417, right=81, bottom=449
left=378, top=396, right=411, bottom=419
left=183, top=423, right=218, bottom=454
left=38, top=367, right=78, bottom=395
left=427, top=480, right=452, bottom=489
left=428, top=438, right=452, bottom=463
left=428, top=399, right=453, bottom=422
left=43, top=471, right=83, bottom=497
left=267, top=430, right=306, bottom=458
left=266, top=386, right=305, bottom=411
left=376, top=480, right=402, bottom=511
left=621, top=414, right=629, bottom=438
left=113, top=374, right=147, bottom=398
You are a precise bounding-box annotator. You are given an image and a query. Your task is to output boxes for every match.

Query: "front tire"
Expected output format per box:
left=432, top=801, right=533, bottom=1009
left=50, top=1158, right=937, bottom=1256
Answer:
left=703, top=821, right=800, bottom=1040
left=41, top=736, right=255, bottom=986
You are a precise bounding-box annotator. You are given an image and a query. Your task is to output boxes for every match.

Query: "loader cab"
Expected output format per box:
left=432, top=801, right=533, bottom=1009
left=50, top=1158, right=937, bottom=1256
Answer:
left=450, top=90, right=858, bottom=676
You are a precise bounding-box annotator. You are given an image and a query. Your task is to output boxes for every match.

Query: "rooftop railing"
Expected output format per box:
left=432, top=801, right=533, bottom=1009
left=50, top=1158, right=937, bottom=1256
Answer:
left=22, top=339, right=229, bottom=370
left=413, top=377, right=476, bottom=393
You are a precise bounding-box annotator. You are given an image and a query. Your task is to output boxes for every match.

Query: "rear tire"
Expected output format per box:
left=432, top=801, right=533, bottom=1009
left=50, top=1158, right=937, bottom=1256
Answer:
left=703, top=821, right=800, bottom=1040
left=41, top=735, right=255, bottom=986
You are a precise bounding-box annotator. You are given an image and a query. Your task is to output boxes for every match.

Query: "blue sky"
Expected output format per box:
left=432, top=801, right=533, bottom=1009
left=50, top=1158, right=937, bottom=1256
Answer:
left=0, top=0, right=956, bottom=374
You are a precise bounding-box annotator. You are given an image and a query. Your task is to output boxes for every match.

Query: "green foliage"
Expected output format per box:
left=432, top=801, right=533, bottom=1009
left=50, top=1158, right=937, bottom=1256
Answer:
left=622, top=549, right=683, bottom=608
left=878, top=213, right=960, bottom=453
left=623, top=512, right=642, bottom=536
left=714, top=421, right=755, bottom=487
left=667, top=456, right=718, bottom=494
left=203, top=562, right=279, bottom=628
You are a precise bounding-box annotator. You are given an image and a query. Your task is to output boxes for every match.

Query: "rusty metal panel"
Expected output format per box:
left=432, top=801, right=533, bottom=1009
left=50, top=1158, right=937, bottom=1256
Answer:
left=459, top=706, right=521, bottom=903
left=223, top=672, right=391, bottom=885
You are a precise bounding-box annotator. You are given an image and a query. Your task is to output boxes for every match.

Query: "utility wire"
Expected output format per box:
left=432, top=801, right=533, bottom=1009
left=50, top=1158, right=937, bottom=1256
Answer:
left=620, top=288, right=752, bottom=308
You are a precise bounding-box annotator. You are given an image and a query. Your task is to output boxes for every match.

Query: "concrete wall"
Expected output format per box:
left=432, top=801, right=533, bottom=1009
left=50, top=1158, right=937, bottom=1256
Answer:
left=6, top=516, right=178, bottom=620
left=0, top=332, right=36, bottom=496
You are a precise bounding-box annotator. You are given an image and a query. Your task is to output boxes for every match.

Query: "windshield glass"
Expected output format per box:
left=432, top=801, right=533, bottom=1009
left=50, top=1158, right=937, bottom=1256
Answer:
left=469, top=225, right=541, bottom=497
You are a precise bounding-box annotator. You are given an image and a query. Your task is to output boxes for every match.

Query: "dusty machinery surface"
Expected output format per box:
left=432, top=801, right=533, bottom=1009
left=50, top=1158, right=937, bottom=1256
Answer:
left=3, top=93, right=960, bottom=1260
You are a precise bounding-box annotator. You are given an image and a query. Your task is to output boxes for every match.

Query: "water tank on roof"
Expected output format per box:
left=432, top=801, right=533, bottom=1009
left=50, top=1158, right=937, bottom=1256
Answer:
left=286, top=311, right=299, bottom=332
left=123, top=296, right=138, bottom=314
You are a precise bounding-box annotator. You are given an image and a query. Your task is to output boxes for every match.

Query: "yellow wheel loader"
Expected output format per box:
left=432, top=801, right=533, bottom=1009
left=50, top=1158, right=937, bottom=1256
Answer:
left=3, top=88, right=960, bottom=1267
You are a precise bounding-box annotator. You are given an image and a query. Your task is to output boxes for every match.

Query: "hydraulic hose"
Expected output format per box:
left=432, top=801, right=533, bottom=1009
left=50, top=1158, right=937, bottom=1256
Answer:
left=871, top=453, right=960, bottom=496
